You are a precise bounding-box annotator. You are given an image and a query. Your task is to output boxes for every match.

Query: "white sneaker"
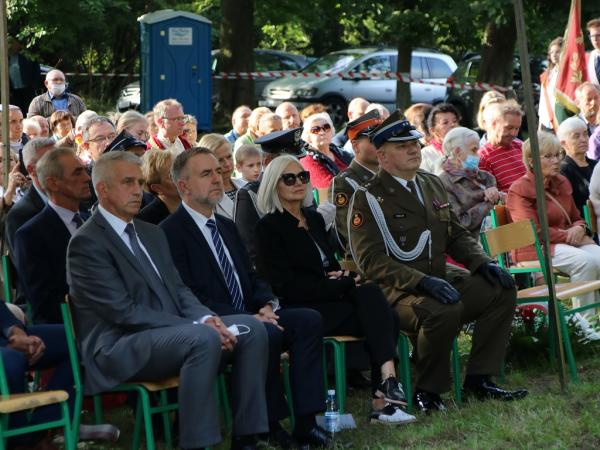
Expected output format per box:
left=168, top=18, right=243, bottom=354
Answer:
left=369, top=403, right=416, bottom=425
left=571, top=313, right=600, bottom=343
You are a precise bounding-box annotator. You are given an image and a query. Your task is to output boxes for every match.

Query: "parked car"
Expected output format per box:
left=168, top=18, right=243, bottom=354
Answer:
left=116, top=49, right=311, bottom=112
left=444, top=53, right=547, bottom=129
left=259, top=47, right=457, bottom=127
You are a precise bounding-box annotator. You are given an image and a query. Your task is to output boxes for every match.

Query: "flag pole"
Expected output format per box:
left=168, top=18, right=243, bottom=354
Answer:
left=0, top=0, right=10, bottom=189
left=513, top=0, right=568, bottom=393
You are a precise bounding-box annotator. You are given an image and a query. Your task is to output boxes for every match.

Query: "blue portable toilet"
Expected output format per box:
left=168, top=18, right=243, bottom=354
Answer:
left=138, top=9, right=212, bottom=131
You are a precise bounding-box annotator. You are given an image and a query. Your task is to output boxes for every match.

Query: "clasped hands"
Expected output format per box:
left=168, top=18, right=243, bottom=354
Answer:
left=8, top=327, right=45, bottom=365
left=417, top=262, right=514, bottom=305
left=328, top=270, right=361, bottom=285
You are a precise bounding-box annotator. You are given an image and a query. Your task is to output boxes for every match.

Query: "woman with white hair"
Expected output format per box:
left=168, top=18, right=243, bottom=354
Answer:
left=117, top=110, right=149, bottom=142
left=508, top=132, right=600, bottom=321
left=300, top=112, right=352, bottom=189
left=438, top=127, right=502, bottom=238
left=558, top=117, right=597, bottom=216
left=255, top=154, right=415, bottom=425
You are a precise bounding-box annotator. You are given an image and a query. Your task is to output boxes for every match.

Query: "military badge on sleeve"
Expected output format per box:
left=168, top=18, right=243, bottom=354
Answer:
left=335, top=192, right=348, bottom=206
left=351, top=212, right=363, bottom=228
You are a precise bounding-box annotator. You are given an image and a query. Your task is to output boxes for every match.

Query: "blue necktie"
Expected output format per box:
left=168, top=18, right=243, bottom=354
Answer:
left=206, top=219, right=245, bottom=310
left=72, top=212, right=84, bottom=229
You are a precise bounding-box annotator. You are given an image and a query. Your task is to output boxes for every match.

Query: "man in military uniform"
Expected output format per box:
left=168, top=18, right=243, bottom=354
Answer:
left=332, top=109, right=381, bottom=255
left=348, top=111, right=527, bottom=413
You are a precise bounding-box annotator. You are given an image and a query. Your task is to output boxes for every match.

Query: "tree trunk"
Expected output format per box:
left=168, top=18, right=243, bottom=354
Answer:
left=396, top=40, right=412, bottom=114
left=475, top=15, right=517, bottom=118
left=220, top=0, right=255, bottom=115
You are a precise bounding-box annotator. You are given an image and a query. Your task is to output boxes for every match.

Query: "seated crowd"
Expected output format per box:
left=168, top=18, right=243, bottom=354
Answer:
left=5, top=65, right=600, bottom=450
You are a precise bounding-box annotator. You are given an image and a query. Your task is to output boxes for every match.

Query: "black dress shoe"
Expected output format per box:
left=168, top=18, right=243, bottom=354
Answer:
left=463, top=379, right=528, bottom=401
left=375, top=376, right=407, bottom=405
left=413, top=390, right=447, bottom=414
left=294, top=425, right=332, bottom=448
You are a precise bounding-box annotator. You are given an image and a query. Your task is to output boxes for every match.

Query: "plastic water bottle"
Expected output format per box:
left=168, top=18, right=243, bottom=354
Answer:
left=325, top=389, right=341, bottom=437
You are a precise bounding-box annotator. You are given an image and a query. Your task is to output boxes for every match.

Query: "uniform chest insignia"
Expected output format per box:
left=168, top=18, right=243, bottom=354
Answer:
left=376, top=196, right=384, bottom=203
left=432, top=197, right=449, bottom=209
left=351, top=212, right=363, bottom=228
left=393, top=213, right=407, bottom=218
left=335, top=192, right=348, bottom=206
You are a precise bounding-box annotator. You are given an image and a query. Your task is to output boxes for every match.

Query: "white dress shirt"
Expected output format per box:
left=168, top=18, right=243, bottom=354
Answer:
left=48, top=201, right=80, bottom=235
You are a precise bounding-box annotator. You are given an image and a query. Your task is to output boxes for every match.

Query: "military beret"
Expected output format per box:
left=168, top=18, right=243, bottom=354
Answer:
left=346, top=109, right=382, bottom=141
left=105, top=130, right=146, bottom=153
left=255, top=127, right=306, bottom=157
left=369, top=110, right=423, bottom=149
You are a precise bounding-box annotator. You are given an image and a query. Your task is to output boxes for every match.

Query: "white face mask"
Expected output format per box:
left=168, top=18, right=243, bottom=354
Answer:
left=49, top=83, right=65, bottom=96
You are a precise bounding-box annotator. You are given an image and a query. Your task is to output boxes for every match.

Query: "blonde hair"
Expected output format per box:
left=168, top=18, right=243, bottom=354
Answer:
left=141, top=149, right=173, bottom=195
left=117, top=110, right=147, bottom=134
left=235, top=144, right=262, bottom=165
left=522, top=131, right=561, bottom=171
left=258, top=113, right=282, bottom=134
left=198, top=133, right=229, bottom=152
left=487, top=99, right=523, bottom=126
left=257, top=154, right=313, bottom=214
left=477, top=91, right=506, bottom=130
left=248, top=107, right=272, bottom=134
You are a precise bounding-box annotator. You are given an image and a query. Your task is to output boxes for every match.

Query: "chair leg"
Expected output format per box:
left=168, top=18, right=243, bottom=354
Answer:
left=61, top=401, right=75, bottom=450
left=558, top=306, right=579, bottom=383
left=396, top=334, right=412, bottom=411
left=93, top=394, right=104, bottom=424
left=282, top=358, right=295, bottom=430
left=139, top=389, right=156, bottom=450
left=0, top=415, right=8, bottom=450
left=452, top=338, right=462, bottom=405
left=131, top=395, right=143, bottom=450
left=327, top=341, right=346, bottom=414
left=322, top=347, right=329, bottom=394
left=159, top=390, right=173, bottom=450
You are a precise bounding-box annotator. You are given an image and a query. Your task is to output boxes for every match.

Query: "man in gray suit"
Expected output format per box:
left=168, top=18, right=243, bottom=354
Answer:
left=66, top=151, right=269, bottom=450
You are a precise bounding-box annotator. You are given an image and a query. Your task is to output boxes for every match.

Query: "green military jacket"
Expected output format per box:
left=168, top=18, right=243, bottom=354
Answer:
left=348, top=168, right=492, bottom=302
left=332, top=159, right=375, bottom=254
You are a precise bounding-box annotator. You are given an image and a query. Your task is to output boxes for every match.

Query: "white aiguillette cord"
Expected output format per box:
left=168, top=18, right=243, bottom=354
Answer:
left=347, top=187, right=431, bottom=273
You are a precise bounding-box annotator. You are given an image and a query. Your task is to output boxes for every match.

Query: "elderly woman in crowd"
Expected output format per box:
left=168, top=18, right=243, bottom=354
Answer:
left=117, top=110, right=150, bottom=142
left=300, top=112, right=352, bottom=189
left=199, top=133, right=246, bottom=219
left=49, top=110, right=75, bottom=142
left=420, top=103, right=460, bottom=175
left=508, top=132, right=600, bottom=315
left=558, top=117, right=597, bottom=216
left=438, top=127, right=502, bottom=238
left=255, top=154, right=415, bottom=425
left=182, top=114, right=198, bottom=146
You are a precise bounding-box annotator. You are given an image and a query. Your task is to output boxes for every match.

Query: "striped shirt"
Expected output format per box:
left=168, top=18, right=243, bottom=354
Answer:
left=478, top=140, right=526, bottom=192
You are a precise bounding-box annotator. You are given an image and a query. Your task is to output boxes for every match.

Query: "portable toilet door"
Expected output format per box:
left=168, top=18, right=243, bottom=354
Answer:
left=138, top=9, right=212, bottom=131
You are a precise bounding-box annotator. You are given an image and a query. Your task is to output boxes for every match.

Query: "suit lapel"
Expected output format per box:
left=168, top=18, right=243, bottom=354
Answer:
left=416, top=173, right=438, bottom=225
left=379, top=170, right=425, bottom=215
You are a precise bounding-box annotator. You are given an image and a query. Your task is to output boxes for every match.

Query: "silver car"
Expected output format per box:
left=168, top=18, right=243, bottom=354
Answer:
left=259, top=47, right=457, bottom=126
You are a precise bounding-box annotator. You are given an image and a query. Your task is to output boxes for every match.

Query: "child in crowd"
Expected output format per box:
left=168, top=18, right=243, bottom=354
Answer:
left=235, top=144, right=263, bottom=182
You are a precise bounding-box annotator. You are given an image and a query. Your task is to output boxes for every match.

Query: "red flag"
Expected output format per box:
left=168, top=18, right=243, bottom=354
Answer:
left=555, top=0, right=588, bottom=119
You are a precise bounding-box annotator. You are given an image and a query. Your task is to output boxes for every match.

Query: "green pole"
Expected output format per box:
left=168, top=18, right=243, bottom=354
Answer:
left=513, top=0, right=568, bottom=393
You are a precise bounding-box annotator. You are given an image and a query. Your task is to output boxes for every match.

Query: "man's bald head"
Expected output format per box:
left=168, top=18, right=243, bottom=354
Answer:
left=347, top=97, right=370, bottom=121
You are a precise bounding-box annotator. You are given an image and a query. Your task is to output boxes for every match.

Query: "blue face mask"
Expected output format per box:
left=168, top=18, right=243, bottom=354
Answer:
left=462, top=154, right=479, bottom=171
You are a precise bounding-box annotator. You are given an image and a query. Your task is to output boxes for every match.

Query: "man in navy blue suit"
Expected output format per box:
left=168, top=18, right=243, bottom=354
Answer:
left=14, top=147, right=92, bottom=323
left=161, top=148, right=331, bottom=449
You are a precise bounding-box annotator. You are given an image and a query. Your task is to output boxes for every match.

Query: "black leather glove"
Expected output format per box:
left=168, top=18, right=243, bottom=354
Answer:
left=417, top=276, right=460, bottom=304
left=477, top=262, right=515, bottom=289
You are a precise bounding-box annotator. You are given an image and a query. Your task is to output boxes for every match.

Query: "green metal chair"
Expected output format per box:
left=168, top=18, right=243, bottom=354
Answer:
left=480, top=219, right=600, bottom=383
left=0, top=353, right=74, bottom=450
left=1, top=256, right=14, bottom=304
left=323, top=334, right=462, bottom=414
left=61, top=301, right=179, bottom=450
left=583, top=200, right=597, bottom=237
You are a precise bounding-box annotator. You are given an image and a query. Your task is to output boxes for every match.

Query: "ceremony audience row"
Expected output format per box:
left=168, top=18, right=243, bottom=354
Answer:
left=4, top=44, right=600, bottom=448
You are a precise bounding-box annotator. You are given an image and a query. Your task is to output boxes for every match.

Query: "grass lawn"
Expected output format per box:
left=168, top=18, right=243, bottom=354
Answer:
left=73, top=344, right=600, bottom=450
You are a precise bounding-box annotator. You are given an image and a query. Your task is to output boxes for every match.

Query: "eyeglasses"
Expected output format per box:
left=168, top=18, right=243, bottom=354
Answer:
left=309, top=123, right=332, bottom=134
left=280, top=171, right=310, bottom=186
left=88, top=133, right=117, bottom=144
left=163, top=116, right=186, bottom=122
left=542, top=153, right=564, bottom=161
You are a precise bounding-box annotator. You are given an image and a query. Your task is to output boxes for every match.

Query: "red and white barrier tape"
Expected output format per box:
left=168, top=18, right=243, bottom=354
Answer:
left=63, top=71, right=511, bottom=92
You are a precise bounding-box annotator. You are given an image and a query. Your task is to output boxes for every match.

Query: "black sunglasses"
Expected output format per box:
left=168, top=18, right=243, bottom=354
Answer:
left=310, top=123, right=332, bottom=134
left=280, top=171, right=311, bottom=186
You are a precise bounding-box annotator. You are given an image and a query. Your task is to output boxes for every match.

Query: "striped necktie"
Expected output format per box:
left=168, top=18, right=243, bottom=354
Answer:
left=206, top=219, right=245, bottom=310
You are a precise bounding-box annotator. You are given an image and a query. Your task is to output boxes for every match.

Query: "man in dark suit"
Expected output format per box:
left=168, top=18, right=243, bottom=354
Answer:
left=161, top=148, right=329, bottom=449
left=5, top=137, right=55, bottom=253
left=0, top=300, right=71, bottom=449
left=67, top=151, right=268, bottom=450
left=14, top=148, right=92, bottom=324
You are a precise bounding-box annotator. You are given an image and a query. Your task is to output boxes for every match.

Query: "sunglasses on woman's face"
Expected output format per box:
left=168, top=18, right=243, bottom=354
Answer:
left=310, top=123, right=332, bottom=134
left=280, top=171, right=311, bottom=186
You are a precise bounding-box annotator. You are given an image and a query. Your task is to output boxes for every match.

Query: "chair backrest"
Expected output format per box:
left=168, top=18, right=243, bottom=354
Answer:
left=480, top=219, right=537, bottom=258
left=585, top=199, right=598, bottom=234
left=491, top=204, right=510, bottom=228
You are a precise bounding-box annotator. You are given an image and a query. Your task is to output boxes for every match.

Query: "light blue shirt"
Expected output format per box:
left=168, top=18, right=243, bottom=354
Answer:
left=48, top=201, right=80, bottom=235
left=48, top=92, right=68, bottom=112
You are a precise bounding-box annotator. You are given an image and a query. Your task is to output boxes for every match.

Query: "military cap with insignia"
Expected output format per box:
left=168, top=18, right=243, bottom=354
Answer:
left=255, top=127, right=307, bottom=157
left=369, top=110, right=423, bottom=149
left=105, top=130, right=147, bottom=153
left=346, top=109, right=382, bottom=141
